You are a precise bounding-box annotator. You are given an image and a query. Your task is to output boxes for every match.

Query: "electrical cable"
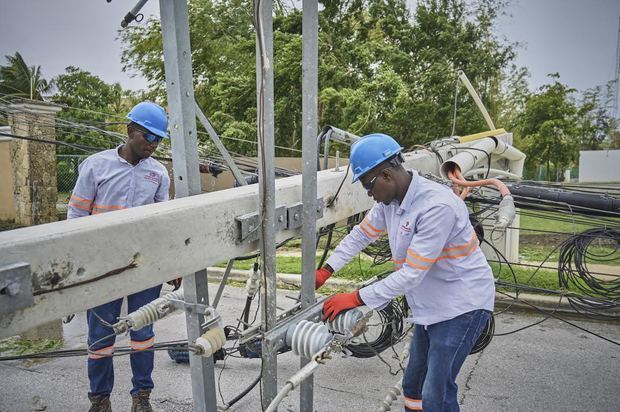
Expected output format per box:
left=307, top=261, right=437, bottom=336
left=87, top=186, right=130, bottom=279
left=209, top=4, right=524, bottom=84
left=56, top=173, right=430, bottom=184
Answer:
left=0, top=338, right=195, bottom=362
left=494, top=289, right=620, bottom=346
left=558, top=228, right=620, bottom=318
left=345, top=297, right=408, bottom=358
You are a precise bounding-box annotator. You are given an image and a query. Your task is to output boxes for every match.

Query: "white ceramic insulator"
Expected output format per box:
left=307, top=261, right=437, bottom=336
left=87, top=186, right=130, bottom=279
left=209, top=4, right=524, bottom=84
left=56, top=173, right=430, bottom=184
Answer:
left=495, top=195, right=515, bottom=229
left=378, top=383, right=402, bottom=412
left=288, top=320, right=332, bottom=359
left=126, top=289, right=184, bottom=331
left=195, top=326, right=226, bottom=358
left=325, top=308, right=363, bottom=334
left=377, top=329, right=413, bottom=411
left=245, top=266, right=262, bottom=299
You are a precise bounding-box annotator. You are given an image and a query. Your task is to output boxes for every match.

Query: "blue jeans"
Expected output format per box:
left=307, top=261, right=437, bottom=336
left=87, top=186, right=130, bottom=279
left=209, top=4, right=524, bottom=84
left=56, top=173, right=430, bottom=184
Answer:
left=87, top=285, right=162, bottom=396
left=402, top=309, right=491, bottom=412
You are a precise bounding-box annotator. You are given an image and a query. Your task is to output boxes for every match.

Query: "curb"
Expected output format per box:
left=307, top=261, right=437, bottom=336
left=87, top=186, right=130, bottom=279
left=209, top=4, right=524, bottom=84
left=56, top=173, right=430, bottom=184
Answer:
left=206, top=267, right=619, bottom=319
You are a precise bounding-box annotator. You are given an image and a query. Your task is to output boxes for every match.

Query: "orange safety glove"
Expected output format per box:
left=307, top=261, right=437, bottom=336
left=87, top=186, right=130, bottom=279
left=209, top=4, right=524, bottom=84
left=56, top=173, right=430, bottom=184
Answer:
left=315, top=266, right=333, bottom=289
left=322, top=290, right=364, bottom=321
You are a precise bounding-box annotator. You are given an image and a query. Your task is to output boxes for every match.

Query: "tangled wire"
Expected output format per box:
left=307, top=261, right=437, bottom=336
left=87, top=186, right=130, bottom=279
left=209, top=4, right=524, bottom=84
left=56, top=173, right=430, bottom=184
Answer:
left=558, top=228, right=620, bottom=318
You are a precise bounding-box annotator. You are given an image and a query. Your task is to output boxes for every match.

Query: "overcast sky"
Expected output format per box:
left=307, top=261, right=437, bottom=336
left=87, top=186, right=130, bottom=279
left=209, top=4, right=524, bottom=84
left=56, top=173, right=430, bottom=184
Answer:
left=0, top=0, right=619, bottom=96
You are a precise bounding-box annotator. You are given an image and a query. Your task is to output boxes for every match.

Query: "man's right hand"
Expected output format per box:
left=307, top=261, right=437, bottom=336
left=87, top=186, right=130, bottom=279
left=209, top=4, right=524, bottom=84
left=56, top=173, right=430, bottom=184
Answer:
left=315, top=266, right=333, bottom=289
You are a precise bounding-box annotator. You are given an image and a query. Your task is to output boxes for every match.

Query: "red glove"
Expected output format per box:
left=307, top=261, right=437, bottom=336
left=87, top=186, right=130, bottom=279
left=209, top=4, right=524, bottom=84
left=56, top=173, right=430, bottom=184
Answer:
left=315, top=266, right=333, bottom=289
left=323, top=291, right=364, bottom=321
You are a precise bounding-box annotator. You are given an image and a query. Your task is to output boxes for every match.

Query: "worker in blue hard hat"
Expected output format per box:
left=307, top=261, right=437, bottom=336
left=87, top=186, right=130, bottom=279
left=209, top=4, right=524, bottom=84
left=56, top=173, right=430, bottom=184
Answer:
left=68, top=101, right=172, bottom=412
left=316, top=133, right=495, bottom=412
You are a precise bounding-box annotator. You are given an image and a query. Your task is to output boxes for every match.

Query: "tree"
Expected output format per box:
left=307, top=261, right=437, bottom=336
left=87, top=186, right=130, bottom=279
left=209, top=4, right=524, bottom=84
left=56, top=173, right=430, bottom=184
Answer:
left=497, top=65, right=531, bottom=132
left=0, top=52, right=51, bottom=100
left=515, top=74, right=579, bottom=181
left=119, top=0, right=517, bottom=155
left=577, top=81, right=618, bottom=150
left=51, top=66, right=129, bottom=155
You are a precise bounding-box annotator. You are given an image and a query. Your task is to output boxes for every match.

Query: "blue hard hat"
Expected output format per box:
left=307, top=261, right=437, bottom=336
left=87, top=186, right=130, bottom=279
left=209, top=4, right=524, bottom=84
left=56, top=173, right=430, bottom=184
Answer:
left=350, top=133, right=403, bottom=183
left=127, top=102, right=169, bottom=139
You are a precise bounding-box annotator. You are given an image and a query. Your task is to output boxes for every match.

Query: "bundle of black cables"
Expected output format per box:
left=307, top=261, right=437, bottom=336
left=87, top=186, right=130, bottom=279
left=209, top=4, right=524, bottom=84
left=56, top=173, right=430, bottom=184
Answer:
left=558, top=228, right=620, bottom=319
left=470, top=314, right=495, bottom=354
left=346, top=297, right=409, bottom=358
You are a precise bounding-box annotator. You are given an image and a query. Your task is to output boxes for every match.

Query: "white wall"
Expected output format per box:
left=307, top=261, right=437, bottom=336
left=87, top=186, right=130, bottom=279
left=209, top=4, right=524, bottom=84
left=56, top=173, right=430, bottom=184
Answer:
left=578, top=150, right=620, bottom=183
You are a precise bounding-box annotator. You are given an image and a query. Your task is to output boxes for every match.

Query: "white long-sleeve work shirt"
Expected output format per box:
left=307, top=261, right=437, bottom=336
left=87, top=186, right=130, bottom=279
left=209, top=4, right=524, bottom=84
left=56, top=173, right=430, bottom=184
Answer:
left=326, top=170, right=495, bottom=325
left=67, top=147, right=170, bottom=219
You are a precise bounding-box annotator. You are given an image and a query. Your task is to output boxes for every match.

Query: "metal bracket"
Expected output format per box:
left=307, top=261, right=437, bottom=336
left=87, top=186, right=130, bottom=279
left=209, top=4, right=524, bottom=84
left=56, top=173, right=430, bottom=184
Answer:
left=0, top=262, right=34, bottom=315
left=287, top=203, right=304, bottom=230
left=235, top=205, right=287, bottom=243
left=286, top=198, right=325, bottom=230
left=167, top=299, right=221, bottom=330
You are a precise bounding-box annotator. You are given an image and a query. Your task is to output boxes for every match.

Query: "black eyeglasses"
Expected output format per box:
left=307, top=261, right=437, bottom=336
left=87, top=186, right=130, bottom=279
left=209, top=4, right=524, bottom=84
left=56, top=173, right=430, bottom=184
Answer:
left=362, top=174, right=379, bottom=191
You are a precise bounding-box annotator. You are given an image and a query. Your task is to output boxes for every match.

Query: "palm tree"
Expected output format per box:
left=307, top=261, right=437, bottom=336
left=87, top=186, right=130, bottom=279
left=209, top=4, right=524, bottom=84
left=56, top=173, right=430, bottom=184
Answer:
left=0, top=52, right=51, bottom=100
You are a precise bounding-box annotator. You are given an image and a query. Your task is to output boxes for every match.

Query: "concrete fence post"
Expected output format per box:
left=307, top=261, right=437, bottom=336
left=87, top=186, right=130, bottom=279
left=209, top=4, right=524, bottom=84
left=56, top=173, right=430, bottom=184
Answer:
left=8, top=102, right=62, bottom=226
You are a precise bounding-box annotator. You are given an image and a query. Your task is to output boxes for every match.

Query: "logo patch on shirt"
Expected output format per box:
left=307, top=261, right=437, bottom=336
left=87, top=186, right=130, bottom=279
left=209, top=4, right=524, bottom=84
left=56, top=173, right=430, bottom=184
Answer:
left=400, top=220, right=412, bottom=234
left=144, top=171, right=160, bottom=184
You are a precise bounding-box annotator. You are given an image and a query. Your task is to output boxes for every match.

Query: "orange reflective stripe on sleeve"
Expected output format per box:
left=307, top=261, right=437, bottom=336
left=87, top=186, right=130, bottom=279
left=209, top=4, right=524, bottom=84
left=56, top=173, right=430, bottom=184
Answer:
left=437, top=232, right=479, bottom=261
left=361, top=218, right=383, bottom=234
left=69, top=201, right=92, bottom=212
left=88, top=344, right=114, bottom=360
left=92, top=204, right=127, bottom=214
left=404, top=397, right=423, bottom=411
left=92, top=204, right=126, bottom=211
left=70, top=194, right=92, bottom=206
left=69, top=195, right=93, bottom=211
left=405, top=249, right=434, bottom=270
left=405, top=257, right=431, bottom=271
left=360, top=224, right=378, bottom=238
left=359, top=218, right=383, bottom=239
left=130, top=337, right=155, bottom=351
left=442, top=231, right=477, bottom=253
left=407, top=249, right=437, bottom=263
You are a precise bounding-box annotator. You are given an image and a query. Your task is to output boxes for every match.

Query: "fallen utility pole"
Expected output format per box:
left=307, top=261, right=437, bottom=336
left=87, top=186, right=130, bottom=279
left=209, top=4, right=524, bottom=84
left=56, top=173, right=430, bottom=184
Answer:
left=0, top=131, right=520, bottom=338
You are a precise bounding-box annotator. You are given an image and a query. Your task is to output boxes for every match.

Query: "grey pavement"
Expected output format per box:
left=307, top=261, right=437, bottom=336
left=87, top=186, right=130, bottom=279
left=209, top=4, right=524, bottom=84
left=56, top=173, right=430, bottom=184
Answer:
left=1, top=283, right=619, bottom=412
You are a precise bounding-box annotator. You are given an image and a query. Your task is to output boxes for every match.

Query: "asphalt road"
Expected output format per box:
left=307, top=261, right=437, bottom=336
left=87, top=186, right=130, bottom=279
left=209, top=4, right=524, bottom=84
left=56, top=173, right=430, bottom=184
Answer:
left=1, top=284, right=619, bottom=412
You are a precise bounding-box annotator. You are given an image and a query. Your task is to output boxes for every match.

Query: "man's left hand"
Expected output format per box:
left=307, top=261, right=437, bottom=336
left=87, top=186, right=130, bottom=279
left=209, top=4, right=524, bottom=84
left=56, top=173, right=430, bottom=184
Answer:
left=323, top=290, right=364, bottom=321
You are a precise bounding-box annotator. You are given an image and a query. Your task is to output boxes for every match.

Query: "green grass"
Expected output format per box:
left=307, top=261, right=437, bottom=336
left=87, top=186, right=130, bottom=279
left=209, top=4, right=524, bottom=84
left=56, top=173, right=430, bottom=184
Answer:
left=214, top=255, right=393, bottom=281
left=0, top=337, right=63, bottom=365
left=519, top=211, right=607, bottom=234
left=214, top=254, right=576, bottom=294
left=519, top=245, right=560, bottom=262
left=491, top=262, right=563, bottom=292
left=517, top=210, right=620, bottom=269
